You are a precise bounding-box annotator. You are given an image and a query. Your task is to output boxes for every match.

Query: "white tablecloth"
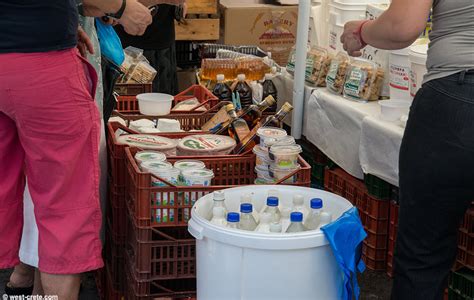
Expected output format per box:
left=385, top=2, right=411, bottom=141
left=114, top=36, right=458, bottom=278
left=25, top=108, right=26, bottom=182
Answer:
left=273, top=71, right=406, bottom=186
left=360, top=117, right=405, bottom=186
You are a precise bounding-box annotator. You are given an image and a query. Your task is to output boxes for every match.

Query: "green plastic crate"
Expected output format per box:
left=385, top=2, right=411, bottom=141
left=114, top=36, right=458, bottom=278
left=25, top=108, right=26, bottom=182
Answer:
left=449, top=268, right=474, bottom=299
left=364, top=174, right=392, bottom=200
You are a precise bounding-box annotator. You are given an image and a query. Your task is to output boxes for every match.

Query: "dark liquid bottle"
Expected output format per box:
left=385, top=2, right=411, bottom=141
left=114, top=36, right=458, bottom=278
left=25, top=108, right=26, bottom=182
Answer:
left=234, top=74, right=253, bottom=109
left=262, top=73, right=278, bottom=112
left=212, top=74, right=232, bottom=102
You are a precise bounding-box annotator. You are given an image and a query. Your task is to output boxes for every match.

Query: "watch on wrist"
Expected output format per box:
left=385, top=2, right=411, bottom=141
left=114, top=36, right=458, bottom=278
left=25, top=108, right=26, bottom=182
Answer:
left=106, top=0, right=127, bottom=19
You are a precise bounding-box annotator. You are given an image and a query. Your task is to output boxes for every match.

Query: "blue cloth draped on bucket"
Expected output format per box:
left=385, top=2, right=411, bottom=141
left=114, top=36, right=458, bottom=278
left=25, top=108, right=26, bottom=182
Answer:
left=321, top=207, right=367, bottom=300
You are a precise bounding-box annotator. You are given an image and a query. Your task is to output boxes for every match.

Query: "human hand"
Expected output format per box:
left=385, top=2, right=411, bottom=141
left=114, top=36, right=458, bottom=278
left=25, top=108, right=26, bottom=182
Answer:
left=101, top=16, right=120, bottom=26
left=118, top=0, right=152, bottom=35
left=340, top=20, right=367, bottom=57
left=77, top=26, right=94, bottom=57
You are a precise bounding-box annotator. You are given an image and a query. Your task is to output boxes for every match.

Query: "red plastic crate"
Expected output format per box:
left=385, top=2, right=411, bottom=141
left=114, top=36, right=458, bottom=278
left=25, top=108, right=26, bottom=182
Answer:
left=125, top=147, right=311, bottom=228
left=126, top=205, right=196, bottom=279
left=324, top=168, right=346, bottom=197
left=460, top=206, right=474, bottom=234
left=365, top=229, right=389, bottom=249
left=104, top=224, right=126, bottom=292
left=345, top=178, right=367, bottom=207
left=362, top=254, right=386, bottom=271
left=386, top=258, right=394, bottom=278
left=116, top=85, right=219, bottom=113
left=104, top=263, right=125, bottom=300
left=363, top=243, right=387, bottom=261
left=365, top=215, right=389, bottom=235
left=366, top=195, right=390, bottom=220
left=125, top=256, right=196, bottom=300
left=115, top=83, right=152, bottom=96
left=107, top=182, right=127, bottom=244
left=389, top=201, right=399, bottom=241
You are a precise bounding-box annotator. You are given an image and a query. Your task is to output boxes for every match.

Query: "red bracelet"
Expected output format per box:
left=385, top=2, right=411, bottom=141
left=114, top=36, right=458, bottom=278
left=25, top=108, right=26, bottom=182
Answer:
left=354, top=20, right=370, bottom=47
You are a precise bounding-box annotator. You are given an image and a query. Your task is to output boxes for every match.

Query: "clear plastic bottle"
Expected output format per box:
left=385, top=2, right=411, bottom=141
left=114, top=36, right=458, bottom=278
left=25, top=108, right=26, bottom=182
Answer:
left=255, top=212, right=271, bottom=233
left=262, top=73, right=278, bottom=112
left=320, top=211, right=333, bottom=227
left=210, top=207, right=227, bottom=227
left=293, top=194, right=309, bottom=219
left=227, top=212, right=240, bottom=229
left=234, top=74, right=253, bottom=109
left=241, top=194, right=259, bottom=222
left=212, top=74, right=232, bottom=102
left=286, top=212, right=308, bottom=233
left=263, top=196, right=281, bottom=223
left=269, top=222, right=282, bottom=233
left=304, top=198, right=323, bottom=230
left=240, top=203, right=258, bottom=231
left=280, top=207, right=292, bottom=233
left=209, top=191, right=227, bottom=220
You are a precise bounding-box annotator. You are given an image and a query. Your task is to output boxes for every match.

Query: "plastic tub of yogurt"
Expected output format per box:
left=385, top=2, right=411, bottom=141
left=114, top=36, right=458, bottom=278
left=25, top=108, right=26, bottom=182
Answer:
left=254, top=177, right=277, bottom=185
left=257, top=127, right=287, bottom=148
left=140, top=160, right=173, bottom=173
left=129, top=119, right=156, bottom=132
left=135, top=151, right=167, bottom=165
left=177, top=135, right=236, bottom=156
left=270, top=164, right=301, bottom=184
left=255, top=165, right=272, bottom=180
left=150, top=167, right=180, bottom=223
left=174, top=160, right=206, bottom=173
left=182, top=168, right=215, bottom=187
left=269, top=144, right=302, bottom=169
left=253, top=145, right=273, bottom=169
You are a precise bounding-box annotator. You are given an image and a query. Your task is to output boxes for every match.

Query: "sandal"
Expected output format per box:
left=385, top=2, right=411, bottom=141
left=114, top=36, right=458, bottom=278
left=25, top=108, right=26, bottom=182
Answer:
left=4, top=282, right=34, bottom=296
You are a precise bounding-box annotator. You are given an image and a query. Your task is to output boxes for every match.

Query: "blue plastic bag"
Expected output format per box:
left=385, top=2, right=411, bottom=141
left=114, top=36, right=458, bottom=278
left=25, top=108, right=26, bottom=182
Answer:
left=95, top=19, right=125, bottom=66
left=321, top=207, right=367, bottom=300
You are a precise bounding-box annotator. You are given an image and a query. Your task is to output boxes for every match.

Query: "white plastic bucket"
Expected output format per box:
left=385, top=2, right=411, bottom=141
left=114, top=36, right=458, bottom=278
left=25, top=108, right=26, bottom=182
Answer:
left=188, top=185, right=352, bottom=300
left=329, top=1, right=367, bottom=26
left=137, top=93, right=174, bottom=116
left=389, top=48, right=411, bottom=101
left=408, top=44, right=428, bottom=100
left=328, top=22, right=344, bottom=53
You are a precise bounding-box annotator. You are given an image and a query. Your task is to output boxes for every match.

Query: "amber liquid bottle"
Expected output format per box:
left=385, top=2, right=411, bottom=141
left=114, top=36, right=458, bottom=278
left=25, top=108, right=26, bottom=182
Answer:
left=214, top=95, right=276, bottom=135
left=234, top=74, right=253, bottom=109
left=212, top=74, right=232, bottom=102
left=226, top=104, right=251, bottom=144
left=234, top=102, right=294, bottom=154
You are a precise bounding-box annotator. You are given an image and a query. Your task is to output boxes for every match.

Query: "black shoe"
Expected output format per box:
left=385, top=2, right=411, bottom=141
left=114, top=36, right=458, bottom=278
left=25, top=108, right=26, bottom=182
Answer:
left=4, top=283, right=34, bottom=296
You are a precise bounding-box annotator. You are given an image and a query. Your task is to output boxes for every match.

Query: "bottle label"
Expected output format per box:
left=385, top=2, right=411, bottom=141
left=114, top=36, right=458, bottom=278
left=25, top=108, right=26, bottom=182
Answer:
left=344, top=67, right=366, bottom=98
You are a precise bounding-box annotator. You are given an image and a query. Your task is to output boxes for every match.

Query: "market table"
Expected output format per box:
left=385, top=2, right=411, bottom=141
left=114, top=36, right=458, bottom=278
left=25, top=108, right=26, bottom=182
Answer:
left=359, top=116, right=405, bottom=187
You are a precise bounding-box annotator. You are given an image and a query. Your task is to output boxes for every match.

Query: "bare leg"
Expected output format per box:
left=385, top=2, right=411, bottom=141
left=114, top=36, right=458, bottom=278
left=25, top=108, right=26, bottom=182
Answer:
left=9, top=263, right=34, bottom=288
left=32, top=269, right=44, bottom=295
left=40, top=272, right=80, bottom=300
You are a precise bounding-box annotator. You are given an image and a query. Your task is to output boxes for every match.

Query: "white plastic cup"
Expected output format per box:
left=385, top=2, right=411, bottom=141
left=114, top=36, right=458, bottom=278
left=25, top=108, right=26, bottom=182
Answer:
left=257, top=127, right=287, bottom=148
left=378, top=100, right=411, bottom=122
left=269, top=144, right=302, bottom=169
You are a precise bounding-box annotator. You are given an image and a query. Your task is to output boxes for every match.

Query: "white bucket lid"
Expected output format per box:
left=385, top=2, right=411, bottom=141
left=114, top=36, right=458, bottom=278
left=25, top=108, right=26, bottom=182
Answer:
left=409, top=44, right=428, bottom=65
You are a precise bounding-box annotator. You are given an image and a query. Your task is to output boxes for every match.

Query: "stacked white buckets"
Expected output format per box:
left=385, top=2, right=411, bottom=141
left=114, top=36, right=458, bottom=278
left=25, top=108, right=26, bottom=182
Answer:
left=327, top=0, right=389, bottom=52
left=188, top=185, right=353, bottom=300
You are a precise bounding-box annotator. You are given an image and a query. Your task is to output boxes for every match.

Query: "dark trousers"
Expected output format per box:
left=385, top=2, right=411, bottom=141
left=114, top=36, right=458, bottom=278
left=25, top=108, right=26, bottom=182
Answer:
left=392, top=71, right=474, bottom=300
left=143, top=43, right=178, bottom=95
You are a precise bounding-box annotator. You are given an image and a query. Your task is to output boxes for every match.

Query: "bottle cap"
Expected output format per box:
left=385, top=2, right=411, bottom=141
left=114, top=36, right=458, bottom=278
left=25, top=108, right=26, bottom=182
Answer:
left=227, top=212, right=240, bottom=223
left=240, top=203, right=253, bottom=213
left=216, top=74, right=225, bottom=81
left=265, top=73, right=272, bottom=80
left=281, top=102, right=294, bottom=113
left=213, top=207, right=225, bottom=218
left=267, top=196, right=279, bottom=207
left=311, top=198, right=323, bottom=209
left=213, top=191, right=225, bottom=201
left=293, top=194, right=304, bottom=206
left=290, top=212, right=303, bottom=222
left=263, top=95, right=276, bottom=106
left=225, top=104, right=235, bottom=112
left=271, top=66, right=277, bottom=74
left=237, top=74, right=246, bottom=81
left=270, top=222, right=282, bottom=233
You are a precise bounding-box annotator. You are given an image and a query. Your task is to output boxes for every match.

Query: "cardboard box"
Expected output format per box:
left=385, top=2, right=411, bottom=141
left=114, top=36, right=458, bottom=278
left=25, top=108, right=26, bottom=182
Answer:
left=219, top=0, right=298, bottom=66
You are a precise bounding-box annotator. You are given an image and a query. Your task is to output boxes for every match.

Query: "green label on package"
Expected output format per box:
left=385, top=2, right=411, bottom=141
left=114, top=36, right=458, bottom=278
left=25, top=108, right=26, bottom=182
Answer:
left=344, top=67, right=366, bottom=98
left=326, top=61, right=340, bottom=86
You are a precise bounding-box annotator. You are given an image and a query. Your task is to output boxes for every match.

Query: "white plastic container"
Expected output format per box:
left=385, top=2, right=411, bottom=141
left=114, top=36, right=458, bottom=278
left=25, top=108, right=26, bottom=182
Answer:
left=255, top=165, right=272, bottom=181
left=182, top=169, right=215, bottom=186
left=389, top=48, right=411, bottom=101
left=129, top=119, right=155, bottom=132
left=253, top=146, right=272, bottom=170
left=269, top=144, right=302, bottom=169
left=156, top=119, right=181, bottom=132
left=137, top=93, right=174, bottom=116
left=328, top=1, right=366, bottom=53
left=188, top=185, right=352, bottom=300
left=408, top=44, right=428, bottom=100
left=134, top=151, right=167, bottom=165
left=257, top=127, right=287, bottom=148
left=378, top=100, right=411, bottom=122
